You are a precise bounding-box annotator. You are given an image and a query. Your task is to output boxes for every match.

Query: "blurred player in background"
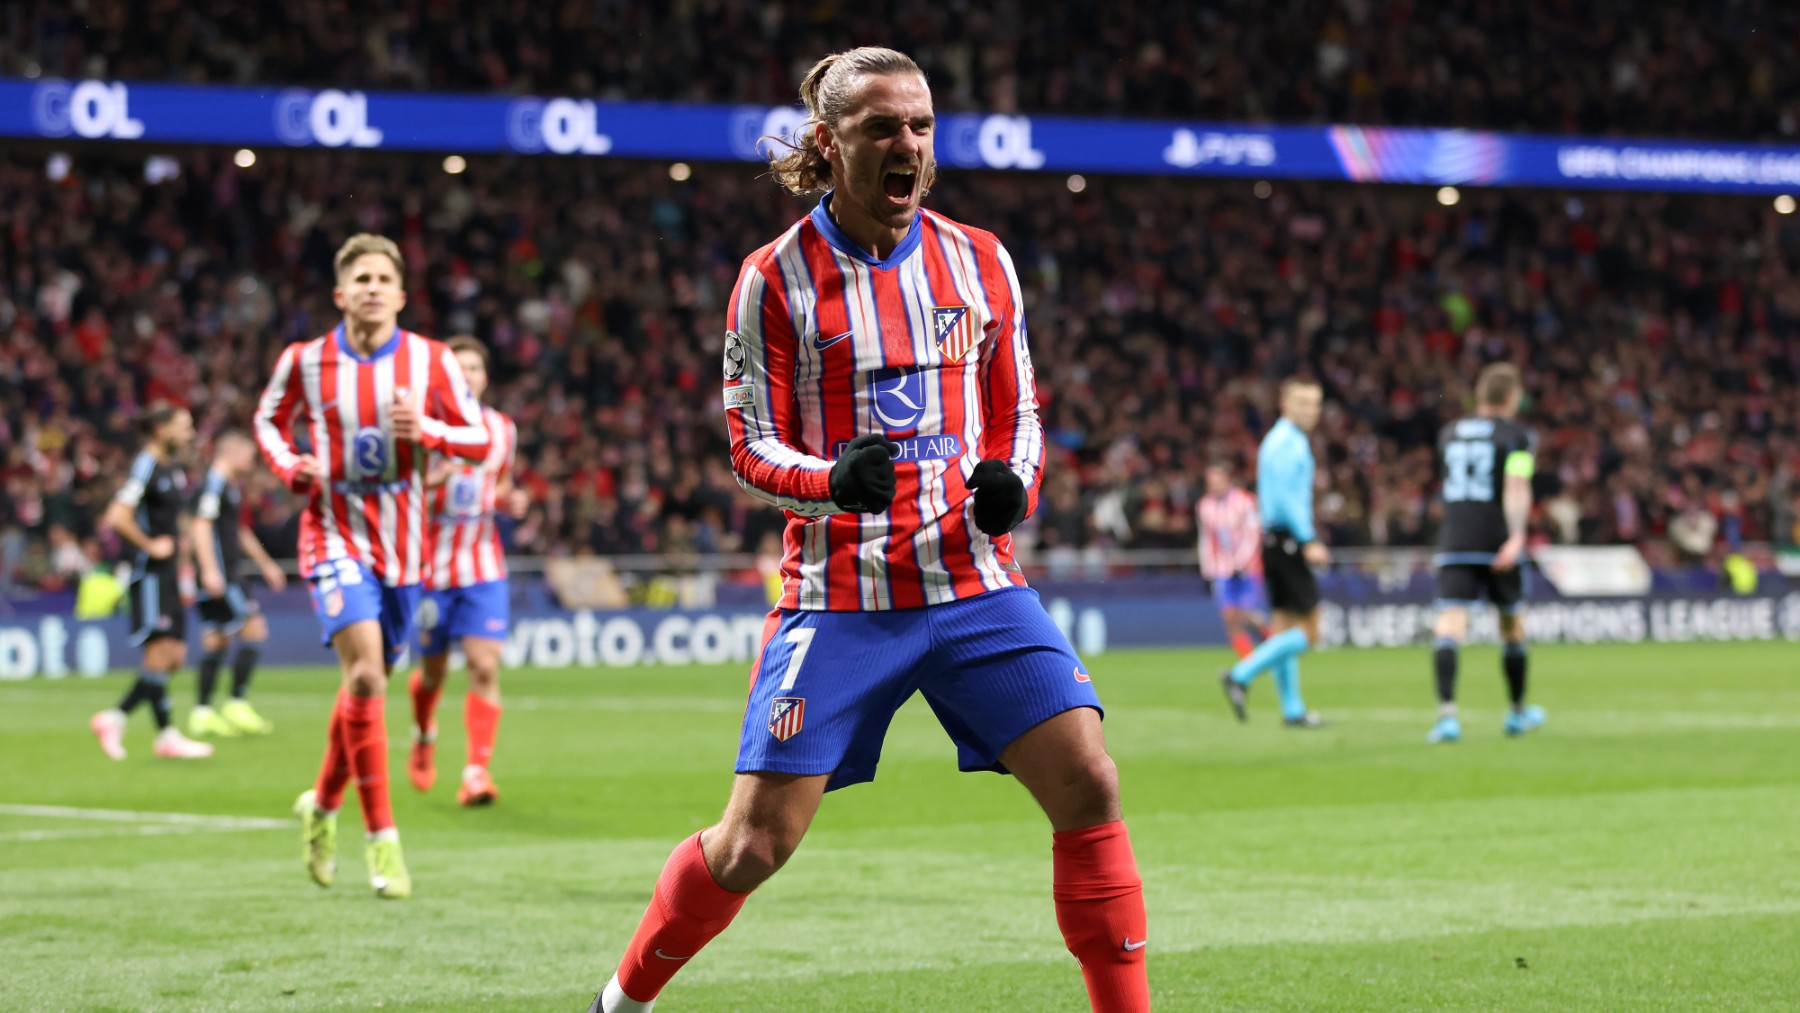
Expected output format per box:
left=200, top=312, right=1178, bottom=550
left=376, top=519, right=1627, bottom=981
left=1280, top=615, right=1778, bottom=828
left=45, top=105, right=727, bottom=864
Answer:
left=1220, top=380, right=1328, bottom=728
left=255, top=234, right=490, bottom=899
left=1197, top=461, right=1267, bottom=660
left=587, top=47, right=1149, bottom=1013
left=187, top=430, right=286, bottom=739
left=406, top=335, right=525, bottom=807
left=1427, top=363, right=1545, bottom=743
left=90, top=405, right=214, bottom=760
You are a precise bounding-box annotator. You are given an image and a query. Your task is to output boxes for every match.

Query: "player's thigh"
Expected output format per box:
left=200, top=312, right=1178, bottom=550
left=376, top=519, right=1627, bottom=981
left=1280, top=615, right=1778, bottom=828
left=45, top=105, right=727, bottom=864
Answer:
left=1498, top=610, right=1527, bottom=641
left=735, top=609, right=927, bottom=792
left=143, top=635, right=186, bottom=671
left=999, top=706, right=1120, bottom=832
left=240, top=610, right=269, bottom=642
left=461, top=635, right=503, bottom=681
left=919, top=587, right=1104, bottom=781
left=331, top=620, right=389, bottom=691
left=1435, top=605, right=1471, bottom=641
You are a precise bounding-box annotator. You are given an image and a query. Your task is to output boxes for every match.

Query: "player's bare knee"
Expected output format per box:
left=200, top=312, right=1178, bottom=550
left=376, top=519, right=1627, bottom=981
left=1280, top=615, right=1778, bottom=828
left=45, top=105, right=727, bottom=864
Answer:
left=242, top=614, right=269, bottom=642
left=706, top=825, right=796, bottom=891
left=1499, top=613, right=1526, bottom=643
left=466, top=661, right=499, bottom=694
left=1042, top=750, right=1121, bottom=829
left=201, top=631, right=228, bottom=655
left=162, top=643, right=188, bottom=671
left=345, top=658, right=387, bottom=695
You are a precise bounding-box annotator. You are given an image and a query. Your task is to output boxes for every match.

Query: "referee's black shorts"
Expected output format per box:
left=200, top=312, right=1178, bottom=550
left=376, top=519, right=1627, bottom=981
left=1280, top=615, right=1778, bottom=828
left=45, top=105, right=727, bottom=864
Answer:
left=1260, top=530, right=1321, bottom=615
left=128, top=568, right=186, bottom=646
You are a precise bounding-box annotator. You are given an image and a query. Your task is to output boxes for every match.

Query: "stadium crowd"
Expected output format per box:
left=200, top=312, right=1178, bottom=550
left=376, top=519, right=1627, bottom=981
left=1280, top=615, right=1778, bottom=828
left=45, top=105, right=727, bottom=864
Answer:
left=3, top=147, right=1797, bottom=593
left=4, top=1, right=1799, bottom=140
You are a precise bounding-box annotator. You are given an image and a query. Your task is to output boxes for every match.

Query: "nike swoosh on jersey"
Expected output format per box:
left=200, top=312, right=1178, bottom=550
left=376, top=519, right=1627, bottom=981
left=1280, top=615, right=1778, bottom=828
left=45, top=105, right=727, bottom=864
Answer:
left=1123, top=937, right=1148, bottom=951
left=812, top=330, right=853, bottom=350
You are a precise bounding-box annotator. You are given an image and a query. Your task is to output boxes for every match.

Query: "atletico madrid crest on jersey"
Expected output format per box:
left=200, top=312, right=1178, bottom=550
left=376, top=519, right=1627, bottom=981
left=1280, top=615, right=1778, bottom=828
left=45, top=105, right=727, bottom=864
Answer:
left=768, top=697, right=805, bottom=742
left=934, top=305, right=976, bottom=363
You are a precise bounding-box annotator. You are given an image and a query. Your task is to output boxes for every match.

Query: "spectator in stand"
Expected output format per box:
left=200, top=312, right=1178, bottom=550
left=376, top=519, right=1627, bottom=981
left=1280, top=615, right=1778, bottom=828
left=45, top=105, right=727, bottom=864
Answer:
left=1, top=148, right=1797, bottom=591
left=6, top=1, right=1799, bottom=140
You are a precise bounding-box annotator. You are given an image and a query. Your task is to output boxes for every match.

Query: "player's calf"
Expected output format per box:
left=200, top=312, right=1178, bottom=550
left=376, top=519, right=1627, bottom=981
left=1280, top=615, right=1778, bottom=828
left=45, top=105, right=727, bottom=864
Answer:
left=598, top=830, right=757, bottom=1011
left=407, top=668, right=440, bottom=792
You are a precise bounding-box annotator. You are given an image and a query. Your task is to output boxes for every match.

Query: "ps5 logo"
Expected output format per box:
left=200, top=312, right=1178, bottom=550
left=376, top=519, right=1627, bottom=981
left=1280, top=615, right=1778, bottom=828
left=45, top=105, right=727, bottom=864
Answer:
left=273, top=89, right=385, bottom=147
left=30, top=80, right=145, bottom=140
left=506, top=98, right=614, bottom=155
left=1164, top=129, right=1276, bottom=169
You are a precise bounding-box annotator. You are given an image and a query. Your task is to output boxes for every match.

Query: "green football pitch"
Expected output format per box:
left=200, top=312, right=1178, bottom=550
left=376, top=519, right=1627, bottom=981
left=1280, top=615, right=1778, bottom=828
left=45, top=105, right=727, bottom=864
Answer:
left=3, top=641, right=1797, bottom=1012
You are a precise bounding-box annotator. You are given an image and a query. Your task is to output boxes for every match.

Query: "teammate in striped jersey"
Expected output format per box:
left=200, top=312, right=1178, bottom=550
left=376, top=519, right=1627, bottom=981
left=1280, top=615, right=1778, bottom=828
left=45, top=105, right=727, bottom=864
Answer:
left=1197, top=462, right=1268, bottom=660
left=588, top=48, right=1148, bottom=1013
left=254, top=234, right=491, bottom=900
left=406, top=336, right=526, bottom=807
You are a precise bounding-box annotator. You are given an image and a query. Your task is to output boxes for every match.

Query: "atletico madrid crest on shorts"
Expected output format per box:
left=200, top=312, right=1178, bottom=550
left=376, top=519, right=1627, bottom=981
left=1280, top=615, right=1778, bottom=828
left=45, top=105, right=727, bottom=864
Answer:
left=768, top=697, right=805, bottom=742
left=934, top=305, right=976, bottom=363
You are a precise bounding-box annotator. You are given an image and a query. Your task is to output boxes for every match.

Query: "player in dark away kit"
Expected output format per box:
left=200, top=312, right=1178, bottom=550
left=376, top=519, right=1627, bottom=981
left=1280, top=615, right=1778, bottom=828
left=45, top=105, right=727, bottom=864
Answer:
left=1428, top=363, right=1546, bottom=743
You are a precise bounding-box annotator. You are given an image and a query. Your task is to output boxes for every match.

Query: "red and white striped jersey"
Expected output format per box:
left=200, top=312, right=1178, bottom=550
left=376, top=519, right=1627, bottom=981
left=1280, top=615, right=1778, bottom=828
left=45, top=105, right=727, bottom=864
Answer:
left=723, top=195, right=1043, bottom=612
left=1197, top=487, right=1263, bottom=580
left=424, top=406, right=517, bottom=589
left=254, top=324, right=491, bottom=587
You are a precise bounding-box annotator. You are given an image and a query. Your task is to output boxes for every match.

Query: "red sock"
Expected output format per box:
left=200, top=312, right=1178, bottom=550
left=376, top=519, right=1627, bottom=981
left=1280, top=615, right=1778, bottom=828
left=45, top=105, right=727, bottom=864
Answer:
left=408, top=669, right=442, bottom=735
left=313, top=690, right=352, bottom=812
left=614, top=831, right=751, bottom=1002
left=1053, top=821, right=1150, bottom=1013
left=1230, top=631, right=1255, bottom=659
left=465, top=692, right=500, bottom=768
left=342, top=694, right=394, bottom=834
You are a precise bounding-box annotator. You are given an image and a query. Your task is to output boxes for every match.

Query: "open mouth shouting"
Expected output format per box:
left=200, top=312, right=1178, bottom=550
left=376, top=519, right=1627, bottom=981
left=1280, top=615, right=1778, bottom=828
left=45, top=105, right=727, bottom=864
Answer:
left=881, top=164, right=918, bottom=209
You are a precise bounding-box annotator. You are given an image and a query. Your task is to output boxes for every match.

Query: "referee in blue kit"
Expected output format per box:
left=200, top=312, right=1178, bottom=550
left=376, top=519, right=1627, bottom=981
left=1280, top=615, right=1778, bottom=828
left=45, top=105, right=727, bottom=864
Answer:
left=1221, top=379, right=1329, bottom=728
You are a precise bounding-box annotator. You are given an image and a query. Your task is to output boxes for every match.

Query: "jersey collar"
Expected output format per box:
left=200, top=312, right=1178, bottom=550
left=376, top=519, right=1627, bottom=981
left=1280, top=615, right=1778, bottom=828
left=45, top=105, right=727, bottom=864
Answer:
left=811, top=192, right=923, bottom=270
left=334, top=323, right=402, bottom=362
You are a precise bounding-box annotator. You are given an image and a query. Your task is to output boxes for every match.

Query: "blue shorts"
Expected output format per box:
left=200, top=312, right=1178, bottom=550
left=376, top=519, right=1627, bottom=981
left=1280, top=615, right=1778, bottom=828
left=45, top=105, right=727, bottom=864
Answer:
left=736, top=586, right=1103, bottom=792
left=1214, top=573, right=1266, bottom=612
left=307, top=559, right=420, bottom=668
left=417, top=580, right=510, bottom=657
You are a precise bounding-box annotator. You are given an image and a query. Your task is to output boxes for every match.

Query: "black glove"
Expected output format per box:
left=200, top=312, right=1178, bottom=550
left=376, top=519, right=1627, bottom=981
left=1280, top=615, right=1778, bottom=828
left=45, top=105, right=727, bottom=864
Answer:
left=830, top=434, right=901, bottom=513
left=966, top=459, right=1028, bottom=536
